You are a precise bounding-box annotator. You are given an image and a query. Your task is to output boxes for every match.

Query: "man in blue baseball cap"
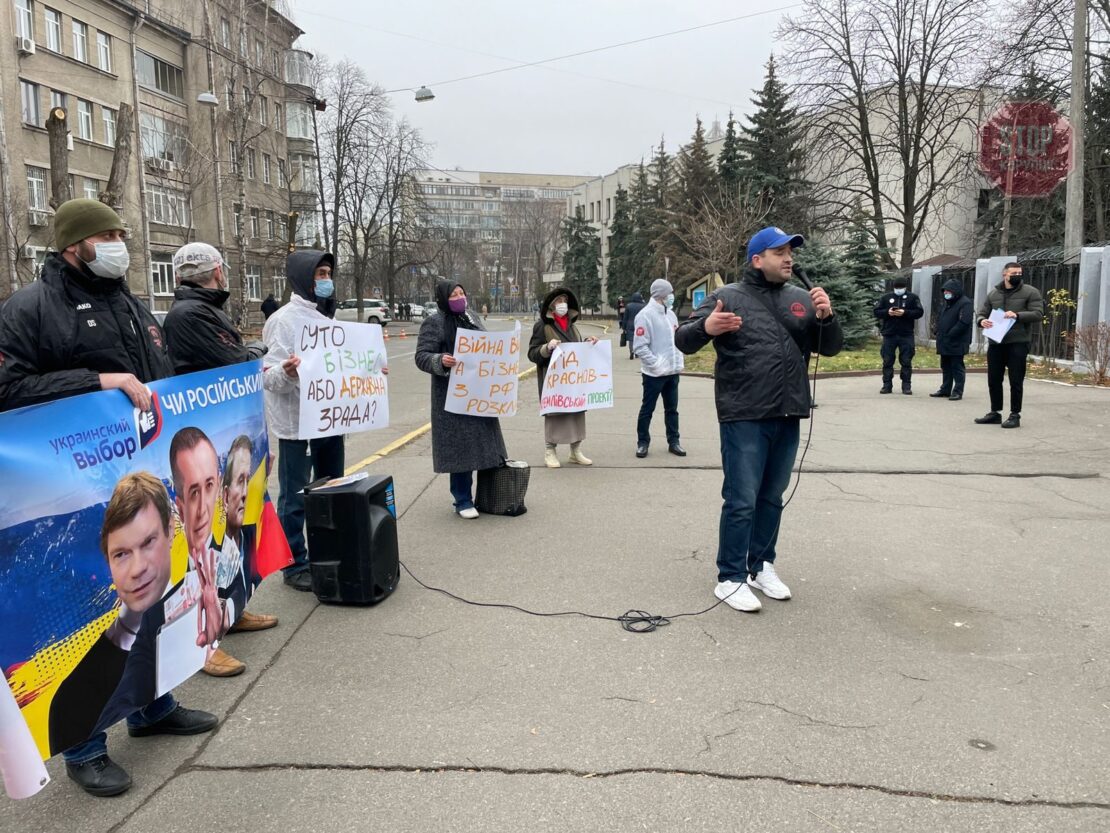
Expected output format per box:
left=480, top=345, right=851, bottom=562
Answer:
left=676, top=226, right=843, bottom=614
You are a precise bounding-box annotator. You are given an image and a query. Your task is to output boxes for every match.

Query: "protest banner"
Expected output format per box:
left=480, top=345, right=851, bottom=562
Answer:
left=0, top=360, right=291, bottom=799
left=297, top=320, right=389, bottom=439
left=539, top=340, right=615, bottom=415
left=445, top=322, right=521, bottom=418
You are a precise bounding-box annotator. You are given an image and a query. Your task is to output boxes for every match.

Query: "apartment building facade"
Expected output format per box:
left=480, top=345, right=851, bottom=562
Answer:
left=0, top=0, right=319, bottom=326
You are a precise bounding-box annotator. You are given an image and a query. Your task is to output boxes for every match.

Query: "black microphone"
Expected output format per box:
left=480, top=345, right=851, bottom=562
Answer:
left=792, top=264, right=814, bottom=291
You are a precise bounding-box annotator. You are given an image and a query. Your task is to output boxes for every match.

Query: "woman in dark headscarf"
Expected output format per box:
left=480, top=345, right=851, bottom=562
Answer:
left=415, top=280, right=508, bottom=518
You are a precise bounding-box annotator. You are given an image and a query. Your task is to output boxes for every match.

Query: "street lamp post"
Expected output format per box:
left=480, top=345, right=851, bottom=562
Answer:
left=495, top=259, right=502, bottom=314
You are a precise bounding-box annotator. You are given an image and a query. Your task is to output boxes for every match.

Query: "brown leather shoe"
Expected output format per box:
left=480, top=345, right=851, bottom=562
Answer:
left=227, top=610, right=279, bottom=633
left=203, top=647, right=246, bottom=677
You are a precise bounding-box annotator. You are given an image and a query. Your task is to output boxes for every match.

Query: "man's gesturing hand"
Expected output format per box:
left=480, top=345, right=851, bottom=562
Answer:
left=704, top=300, right=742, bottom=336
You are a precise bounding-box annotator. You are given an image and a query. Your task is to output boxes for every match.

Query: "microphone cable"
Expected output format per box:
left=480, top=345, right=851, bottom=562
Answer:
left=402, top=271, right=825, bottom=633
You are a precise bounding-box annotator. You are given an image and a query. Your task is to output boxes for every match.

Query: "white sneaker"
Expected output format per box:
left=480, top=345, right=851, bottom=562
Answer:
left=748, top=563, right=791, bottom=600
left=544, top=448, right=561, bottom=468
left=714, top=580, right=762, bottom=612
left=457, top=507, right=479, bottom=519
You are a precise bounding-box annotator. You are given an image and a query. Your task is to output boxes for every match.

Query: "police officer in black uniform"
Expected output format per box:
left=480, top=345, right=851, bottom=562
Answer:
left=873, top=276, right=924, bottom=395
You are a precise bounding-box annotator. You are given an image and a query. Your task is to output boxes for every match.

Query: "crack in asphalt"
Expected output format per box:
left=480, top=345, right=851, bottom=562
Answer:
left=178, top=761, right=1110, bottom=811
left=728, top=699, right=880, bottom=731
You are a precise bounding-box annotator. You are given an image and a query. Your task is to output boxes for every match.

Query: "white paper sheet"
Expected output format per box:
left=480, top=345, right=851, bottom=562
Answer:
left=983, top=309, right=1016, bottom=344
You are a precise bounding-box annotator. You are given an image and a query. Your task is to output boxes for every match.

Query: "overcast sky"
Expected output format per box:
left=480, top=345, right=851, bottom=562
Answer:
left=290, top=0, right=796, bottom=178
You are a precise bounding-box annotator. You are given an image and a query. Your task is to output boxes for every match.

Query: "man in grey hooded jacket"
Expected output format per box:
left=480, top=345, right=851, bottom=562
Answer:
left=633, top=278, right=685, bottom=458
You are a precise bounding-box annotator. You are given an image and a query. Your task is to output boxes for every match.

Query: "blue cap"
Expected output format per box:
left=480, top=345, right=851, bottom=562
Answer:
left=746, top=226, right=805, bottom=262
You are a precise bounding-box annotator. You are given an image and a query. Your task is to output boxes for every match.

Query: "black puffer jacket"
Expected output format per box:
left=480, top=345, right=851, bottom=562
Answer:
left=873, top=289, right=924, bottom=337
left=622, top=292, right=645, bottom=338
left=675, top=268, right=843, bottom=422
left=0, top=252, right=172, bottom=412
left=934, top=278, right=974, bottom=356
left=163, top=282, right=266, bottom=375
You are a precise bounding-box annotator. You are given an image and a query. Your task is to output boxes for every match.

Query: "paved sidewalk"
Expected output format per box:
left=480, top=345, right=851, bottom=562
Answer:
left=3, top=337, right=1109, bottom=832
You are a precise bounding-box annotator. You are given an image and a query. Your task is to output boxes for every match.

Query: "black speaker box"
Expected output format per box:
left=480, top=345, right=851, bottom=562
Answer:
left=304, top=473, right=399, bottom=605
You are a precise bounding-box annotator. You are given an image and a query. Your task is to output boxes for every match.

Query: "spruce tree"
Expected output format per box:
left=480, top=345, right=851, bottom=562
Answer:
left=1086, top=55, right=1110, bottom=242
left=561, top=206, right=601, bottom=310
left=606, top=185, right=640, bottom=305
left=795, top=242, right=873, bottom=349
left=717, top=111, right=742, bottom=198
left=627, top=161, right=656, bottom=296
left=676, top=116, right=717, bottom=208
left=842, top=204, right=884, bottom=297
left=737, top=55, right=808, bottom=232
left=648, top=139, right=678, bottom=282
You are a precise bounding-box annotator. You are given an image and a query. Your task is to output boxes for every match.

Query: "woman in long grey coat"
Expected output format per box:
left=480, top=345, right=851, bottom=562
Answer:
left=415, top=280, right=508, bottom=518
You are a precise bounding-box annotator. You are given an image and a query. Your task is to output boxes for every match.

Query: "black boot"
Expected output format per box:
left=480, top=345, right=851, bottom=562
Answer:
left=929, top=389, right=951, bottom=398
left=66, top=755, right=132, bottom=797
left=1001, top=413, right=1021, bottom=429
left=949, top=392, right=962, bottom=401
left=880, top=385, right=893, bottom=394
left=974, top=411, right=1002, bottom=424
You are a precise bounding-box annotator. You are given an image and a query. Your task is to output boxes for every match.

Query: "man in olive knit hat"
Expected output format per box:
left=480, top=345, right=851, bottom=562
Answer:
left=0, top=198, right=218, bottom=798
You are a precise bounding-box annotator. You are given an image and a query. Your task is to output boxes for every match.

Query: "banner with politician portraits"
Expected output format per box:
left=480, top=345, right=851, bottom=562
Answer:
left=0, top=360, right=291, bottom=799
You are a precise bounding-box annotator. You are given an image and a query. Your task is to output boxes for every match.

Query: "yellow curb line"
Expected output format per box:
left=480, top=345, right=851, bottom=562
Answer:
left=343, top=365, right=538, bottom=475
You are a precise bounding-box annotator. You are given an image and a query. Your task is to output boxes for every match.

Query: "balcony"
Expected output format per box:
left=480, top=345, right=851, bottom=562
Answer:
left=285, top=49, right=313, bottom=91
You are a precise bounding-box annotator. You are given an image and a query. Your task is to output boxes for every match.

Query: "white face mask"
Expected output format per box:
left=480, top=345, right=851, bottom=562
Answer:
left=553, top=302, right=569, bottom=316
left=893, top=287, right=906, bottom=297
left=665, top=294, right=675, bottom=309
left=83, top=241, right=130, bottom=279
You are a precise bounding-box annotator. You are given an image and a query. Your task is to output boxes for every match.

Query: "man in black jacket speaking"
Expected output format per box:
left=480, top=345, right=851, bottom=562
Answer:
left=676, top=227, right=843, bottom=613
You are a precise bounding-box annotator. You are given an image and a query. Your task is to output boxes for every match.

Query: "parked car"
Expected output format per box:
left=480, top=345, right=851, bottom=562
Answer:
left=335, top=298, right=393, bottom=325
left=410, top=303, right=426, bottom=320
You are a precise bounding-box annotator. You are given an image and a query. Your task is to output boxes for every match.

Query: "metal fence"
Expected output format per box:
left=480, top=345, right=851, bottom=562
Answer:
left=930, top=260, right=1079, bottom=360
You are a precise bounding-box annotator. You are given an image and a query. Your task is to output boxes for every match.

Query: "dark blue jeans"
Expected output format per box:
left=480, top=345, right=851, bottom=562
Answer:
left=637, top=374, right=680, bottom=446
left=278, top=436, right=345, bottom=576
left=62, top=692, right=177, bottom=764
left=449, top=471, right=474, bottom=511
left=717, top=418, right=800, bottom=583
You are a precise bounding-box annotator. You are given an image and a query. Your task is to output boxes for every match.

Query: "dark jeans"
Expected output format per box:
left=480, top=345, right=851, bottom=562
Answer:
left=717, top=418, right=800, bottom=583
left=637, top=374, right=680, bottom=446
left=278, top=436, right=345, bottom=576
left=986, top=341, right=1030, bottom=414
left=939, top=354, right=967, bottom=395
left=881, top=335, right=915, bottom=388
left=63, top=692, right=177, bottom=764
left=449, top=471, right=474, bottom=511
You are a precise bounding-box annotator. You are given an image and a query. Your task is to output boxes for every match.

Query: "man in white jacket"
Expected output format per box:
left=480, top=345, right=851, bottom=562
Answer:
left=633, top=278, right=686, bottom=458
left=262, top=250, right=344, bottom=592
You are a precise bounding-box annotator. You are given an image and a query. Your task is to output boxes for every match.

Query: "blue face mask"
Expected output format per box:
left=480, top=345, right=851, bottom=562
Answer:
left=943, top=292, right=953, bottom=301
left=314, top=279, right=334, bottom=299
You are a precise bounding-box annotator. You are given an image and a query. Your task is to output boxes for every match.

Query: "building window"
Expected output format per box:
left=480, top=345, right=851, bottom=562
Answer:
left=274, top=103, right=283, bottom=132
left=291, top=154, right=316, bottom=191
left=103, top=107, right=116, bottom=145
left=295, top=210, right=319, bottom=246
left=265, top=210, right=275, bottom=238
left=225, top=79, right=234, bottom=111
left=239, top=29, right=246, bottom=56
left=76, top=99, right=93, bottom=140
left=246, top=148, right=256, bottom=180
left=228, top=141, right=240, bottom=174
left=139, top=112, right=187, bottom=163
left=277, top=158, right=286, bottom=187
left=257, top=94, right=269, bottom=124
left=249, top=208, right=260, bottom=238
left=220, top=17, right=231, bottom=48
left=15, top=0, right=33, bottom=40
left=272, top=269, right=284, bottom=297
left=151, top=257, right=174, bottom=295
left=147, top=184, right=191, bottom=227
left=246, top=265, right=261, bottom=300
left=272, top=50, right=280, bottom=76
left=232, top=203, right=242, bottom=236
left=50, top=89, right=67, bottom=111
left=262, top=153, right=272, bottom=185
left=44, top=7, right=61, bottom=51
left=286, top=101, right=312, bottom=140
left=255, top=39, right=264, bottom=66
left=135, top=51, right=184, bottom=98
left=72, top=20, right=88, bottom=63
left=20, top=80, right=40, bottom=126
left=26, top=166, right=47, bottom=210
left=82, top=177, right=99, bottom=200
left=96, top=31, right=111, bottom=72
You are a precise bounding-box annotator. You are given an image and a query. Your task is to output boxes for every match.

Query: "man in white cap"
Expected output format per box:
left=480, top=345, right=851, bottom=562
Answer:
left=632, top=278, right=685, bottom=458
left=163, top=242, right=276, bottom=678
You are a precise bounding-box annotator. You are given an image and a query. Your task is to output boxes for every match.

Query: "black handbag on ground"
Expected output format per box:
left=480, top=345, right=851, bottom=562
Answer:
left=619, top=331, right=627, bottom=347
left=475, top=460, right=530, bottom=516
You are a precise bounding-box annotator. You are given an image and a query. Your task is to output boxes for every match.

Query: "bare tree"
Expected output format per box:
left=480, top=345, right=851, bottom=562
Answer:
left=376, top=119, right=434, bottom=305
left=672, top=189, right=768, bottom=282
left=501, top=197, right=566, bottom=306
left=781, top=0, right=994, bottom=268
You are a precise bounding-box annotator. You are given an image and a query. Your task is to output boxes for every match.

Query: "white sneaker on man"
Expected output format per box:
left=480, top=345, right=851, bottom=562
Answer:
left=457, top=507, right=479, bottom=519
left=714, top=580, right=762, bottom=612
left=747, top=563, right=791, bottom=600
